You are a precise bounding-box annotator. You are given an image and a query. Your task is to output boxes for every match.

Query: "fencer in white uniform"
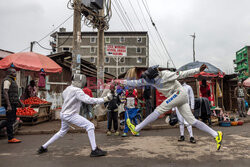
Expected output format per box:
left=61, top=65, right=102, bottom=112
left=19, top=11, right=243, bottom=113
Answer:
left=173, top=82, right=196, bottom=143
left=115, top=64, right=223, bottom=150
left=37, top=74, right=112, bottom=157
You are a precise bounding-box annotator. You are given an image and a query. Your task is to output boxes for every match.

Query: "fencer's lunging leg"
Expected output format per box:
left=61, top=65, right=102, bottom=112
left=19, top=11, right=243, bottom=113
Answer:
left=69, top=114, right=97, bottom=150
left=135, top=110, right=161, bottom=132
left=43, top=119, right=69, bottom=149
left=178, top=103, right=218, bottom=138
left=192, top=120, right=217, bottom=138
left=87, top=129, right=97, bottom=151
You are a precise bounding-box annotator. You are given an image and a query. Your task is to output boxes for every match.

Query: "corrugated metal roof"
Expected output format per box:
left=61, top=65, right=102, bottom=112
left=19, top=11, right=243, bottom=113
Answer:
left=178, top=61, right=223, bottom=74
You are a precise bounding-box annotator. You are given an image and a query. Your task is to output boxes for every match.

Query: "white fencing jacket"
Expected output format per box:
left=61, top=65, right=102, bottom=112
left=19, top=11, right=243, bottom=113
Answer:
left=125, top=68, right=200, bottom=98
left=61, top=85, right=104, bottom=116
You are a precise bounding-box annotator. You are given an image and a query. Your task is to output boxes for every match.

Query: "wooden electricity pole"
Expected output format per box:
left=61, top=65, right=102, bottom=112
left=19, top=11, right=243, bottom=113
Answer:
left=72, top=0, right=82, bottom=75
left=97, top=8, right=105, bottom=96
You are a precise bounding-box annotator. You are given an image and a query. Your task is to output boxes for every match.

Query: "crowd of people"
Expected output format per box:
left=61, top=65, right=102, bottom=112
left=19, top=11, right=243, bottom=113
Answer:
left=1, top=63, right=249, bottom=158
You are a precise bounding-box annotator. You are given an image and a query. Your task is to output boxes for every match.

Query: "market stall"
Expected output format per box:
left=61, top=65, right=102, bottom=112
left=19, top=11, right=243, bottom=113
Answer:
left=0, top=52, right=62, bottom=125
left=178, top=61, right=225, bottom=125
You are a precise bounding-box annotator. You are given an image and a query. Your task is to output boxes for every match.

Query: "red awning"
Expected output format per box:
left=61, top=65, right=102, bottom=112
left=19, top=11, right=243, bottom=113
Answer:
left=193, top=71, right=225, bottom=78
left=0, top=52, right=62, bottom=73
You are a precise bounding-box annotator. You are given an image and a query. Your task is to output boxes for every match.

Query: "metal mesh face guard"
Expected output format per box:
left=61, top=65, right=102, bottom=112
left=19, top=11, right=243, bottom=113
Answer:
left=142, top=65, right=159, bottom=80
left=71, top=74, right=87, bottom=88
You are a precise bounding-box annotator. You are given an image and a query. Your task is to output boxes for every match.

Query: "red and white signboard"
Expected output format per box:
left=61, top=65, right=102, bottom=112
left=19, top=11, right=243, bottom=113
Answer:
left=106, top=45, right=127, bottom=56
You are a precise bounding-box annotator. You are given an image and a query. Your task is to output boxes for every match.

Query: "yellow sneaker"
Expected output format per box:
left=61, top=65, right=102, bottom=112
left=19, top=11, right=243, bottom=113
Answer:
left=215, top=131, right=223, bottom=150
left=126, top=118, right=138, bottom=135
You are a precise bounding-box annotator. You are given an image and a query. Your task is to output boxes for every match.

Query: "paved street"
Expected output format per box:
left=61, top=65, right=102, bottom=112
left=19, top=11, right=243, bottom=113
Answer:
left=0, top=123, right=250, bottom=167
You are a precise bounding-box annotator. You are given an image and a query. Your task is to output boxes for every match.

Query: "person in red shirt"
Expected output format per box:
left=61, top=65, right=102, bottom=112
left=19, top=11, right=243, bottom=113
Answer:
left=199, top=79, right=212, bottom=125
left=80, top=87, right=94, bottom=120
left=83, top=87, right=93, bottom=98
left=200, top=79, right=211, bottom=99
left=122, top=88, right=140, bottom=137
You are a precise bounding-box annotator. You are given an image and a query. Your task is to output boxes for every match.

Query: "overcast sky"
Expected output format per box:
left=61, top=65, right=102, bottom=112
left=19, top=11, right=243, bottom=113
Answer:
left=1, top=0, right=250, bottom=73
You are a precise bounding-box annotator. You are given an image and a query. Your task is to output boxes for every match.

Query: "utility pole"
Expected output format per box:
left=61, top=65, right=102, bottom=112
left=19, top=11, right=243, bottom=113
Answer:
left=72, top=0, right=82, bottom=75
left=190, top=33, right=196, bottom=62
left=97, top=7, right=105, bottom=96
left=30, top=41, right=35, bottom=52
left=167, top=60, right=170, bottom=69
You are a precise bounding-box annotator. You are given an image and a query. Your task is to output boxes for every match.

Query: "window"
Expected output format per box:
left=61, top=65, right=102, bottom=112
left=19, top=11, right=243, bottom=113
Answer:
left=90, top=37, right=96, bottom=43
left=90, top=57, right=95, bottom=63
left=105, top=37, right=110, bottom=43
left=105, top=57, right=110, bottom=63
left=121, top=67, right=125, bottom=73
left=137, top=57, right=142, bottom=63
left=120, top=57, right=125, bottom=63
left=136, top=47, right=142, bottom=53
left=137, top=37, right=142, bottom=43
left=90, top=47, right=95, bottom=53
left=62, top=47, right=70, bottom=51
left=105, top=68, right=109, bottom=73
left=120, top=37, right=125, bottom=43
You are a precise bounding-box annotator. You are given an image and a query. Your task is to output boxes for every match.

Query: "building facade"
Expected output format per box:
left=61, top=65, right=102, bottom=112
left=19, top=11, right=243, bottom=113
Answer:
left=51, top=28, right=149, bottom=77
left=234, top=46, right=250, bottom=80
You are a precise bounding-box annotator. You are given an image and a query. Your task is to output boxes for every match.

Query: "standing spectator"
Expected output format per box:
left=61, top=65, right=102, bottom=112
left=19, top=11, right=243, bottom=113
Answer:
left=143, top=86, right=152, bottom=117
left=1, top=68, right=24, bottom=143
left=174, top=81, right=196, bottom=143
left=106, top=86, right=120, bottom=136
left=80, top=87, right=94, bottom=120
left=122, top=88, right=140, bottom=137
left=200, top=79, right=211, bottom=99
left=234, top=81, right=247, bottom=117
left=21, top=80, right=38, bottom=100
left=199, top=79, right=212, bottom=125
left=116, top=84, right=126, bottom=125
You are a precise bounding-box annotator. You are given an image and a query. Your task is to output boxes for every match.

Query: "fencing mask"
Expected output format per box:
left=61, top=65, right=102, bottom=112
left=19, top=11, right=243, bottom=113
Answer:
left=71, top=74, right=87, bottom=88
left=141, top=65, right=159, bottom=82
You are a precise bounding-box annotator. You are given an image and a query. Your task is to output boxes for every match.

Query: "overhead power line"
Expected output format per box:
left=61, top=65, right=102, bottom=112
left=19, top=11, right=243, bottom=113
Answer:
left=128, top=0, right=144, bottom=30
left=136, top=0, right=165, bottom=66
left=117, top=0, right=135, bottom=31
left=111, top=1, right=129, bottom=31
left=113, top=0, right=133, bottom=31
left=142, top=0, right=176, bottom=68
left=19, top=14, right=73, bottom=52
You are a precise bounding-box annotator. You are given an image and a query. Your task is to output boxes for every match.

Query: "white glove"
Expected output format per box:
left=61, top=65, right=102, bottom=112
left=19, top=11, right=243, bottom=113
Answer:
left=103, top=93, right=113, bottom=102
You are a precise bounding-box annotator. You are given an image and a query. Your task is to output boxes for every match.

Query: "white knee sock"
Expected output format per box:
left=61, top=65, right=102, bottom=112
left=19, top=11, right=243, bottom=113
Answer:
left=42, top=132, right=61, bottom=149
left=87, top=129, right=97, bottom=151
left=135, top=110, right=160, bottom=132
left=187, top=125, right=193, bottom=137
left=192, top=120, right=217, bottom=138
left=179, top=124, right=184, bottom=136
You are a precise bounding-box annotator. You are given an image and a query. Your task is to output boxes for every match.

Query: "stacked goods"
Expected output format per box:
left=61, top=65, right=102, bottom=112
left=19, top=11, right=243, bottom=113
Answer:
left=237, top=120, right=244, bottom=125
left=16, top=106, right=38, bottom=116
left=21, top=97, right=48, bottom=105
left=231, top=121, right=238, bottom=126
